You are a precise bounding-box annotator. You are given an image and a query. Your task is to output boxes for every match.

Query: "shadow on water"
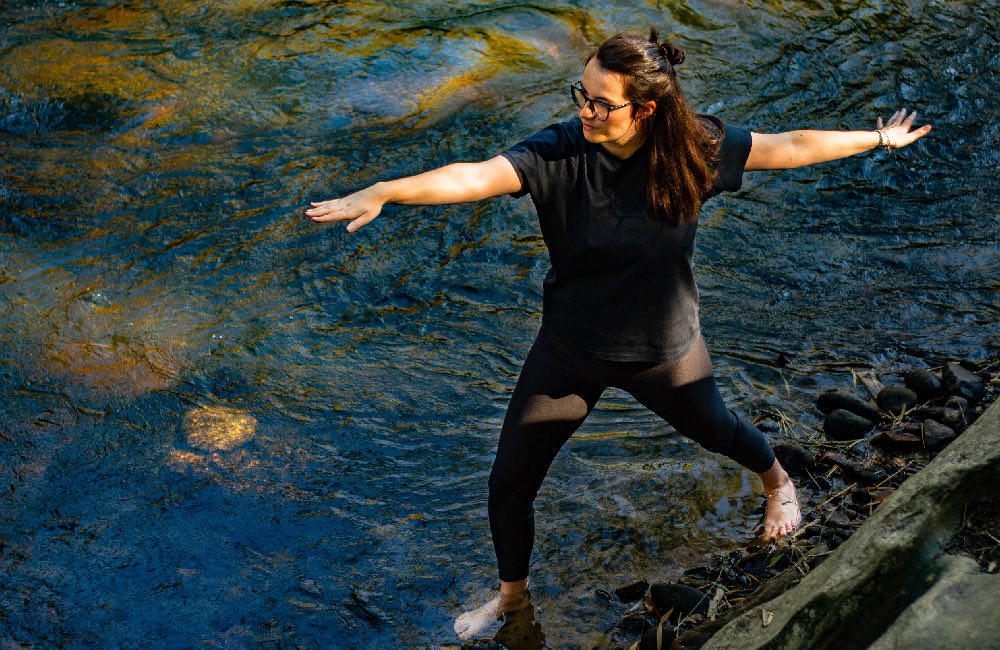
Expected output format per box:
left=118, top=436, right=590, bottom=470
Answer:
left=0, top=0, right=998, bottom=647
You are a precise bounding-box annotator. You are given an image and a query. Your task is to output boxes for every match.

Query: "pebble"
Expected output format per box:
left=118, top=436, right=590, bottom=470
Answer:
left=922, top=419, right=957, bottom=449
left=942, top=362, right=986, bottom=404
left=875, top=429, right=922, bottom=449
left=825, top=511, right=853, bottom=529
left=824, top=409, right=875, bottom=440
left=816, top=390, right=880, bottom=421
left=773, top=443, right=815, bottom=476
left=647, top=583, right=709, bottom=622
left=614, top=580, right=649, bottom=604
left=876, top=386, right=919, bottom=416
left=903, top=368, right=945, bottom=401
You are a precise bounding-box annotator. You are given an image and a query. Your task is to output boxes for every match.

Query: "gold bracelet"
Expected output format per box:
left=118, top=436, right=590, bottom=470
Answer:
left=876, top=129, right=892, bottom=150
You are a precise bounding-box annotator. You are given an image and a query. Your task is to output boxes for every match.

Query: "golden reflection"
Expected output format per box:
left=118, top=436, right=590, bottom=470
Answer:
left=183, top=405, right=258, bottom=451
left=40, top=294, right=187, bottom=402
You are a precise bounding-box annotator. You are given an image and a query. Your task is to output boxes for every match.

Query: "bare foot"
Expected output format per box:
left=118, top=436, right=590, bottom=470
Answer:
left=454, top=595, right=502, bottom=640
left=454, top=588, right=531, bottom=641
left=763, top=477, right=801, bottom=540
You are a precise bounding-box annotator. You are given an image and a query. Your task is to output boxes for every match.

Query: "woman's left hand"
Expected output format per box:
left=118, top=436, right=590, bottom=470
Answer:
left=876, top=108, right=932, bottom=149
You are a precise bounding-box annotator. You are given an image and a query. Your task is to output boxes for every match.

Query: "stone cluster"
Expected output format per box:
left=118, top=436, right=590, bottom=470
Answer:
left=599, top=359, right=997, bottom=650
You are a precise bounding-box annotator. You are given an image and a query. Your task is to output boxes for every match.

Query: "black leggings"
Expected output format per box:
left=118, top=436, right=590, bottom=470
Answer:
left=487, top=334, right=776, bottom=582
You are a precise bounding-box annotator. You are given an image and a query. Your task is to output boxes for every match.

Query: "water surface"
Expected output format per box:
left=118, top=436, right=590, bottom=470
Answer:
left=1, top=0, right=997, bottom=647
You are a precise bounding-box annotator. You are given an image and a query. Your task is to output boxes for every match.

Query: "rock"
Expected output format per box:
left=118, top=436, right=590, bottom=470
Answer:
left=942, top=362, right=986, bottom=404
left=942, top=407, right=968, bottom=433
left=944, top=395, right=969, bottom=416
left=648, top=583, right=710, bottom=622
left=874, top=429, right=922, bottom=449
left=701, top=401, right=1000, bottom=650
left=849, top=487, right=871, bottom=507
left=758, top=420, right=781, bottom=433
left=876, top=386, right=918, bottom=416
left=922, top=419, right=956, bottom=449
left=903, top=368, right=945, bottom=401
left=773, top=444, right=815, bottom=476
left=841, top=461, right=889, bottom=486
left=868, top=556, right=1000, bottom=650
left=910, top=405, right=946, bottom=421
left=825, top=511, right=853, bottom=529
left=824, top=409, right=875, bottom=440
left=638, top=624, right=677, bottom=650
left=816, top=390, right=880, bottom=421
left=614, top=580, right=649, bottom=603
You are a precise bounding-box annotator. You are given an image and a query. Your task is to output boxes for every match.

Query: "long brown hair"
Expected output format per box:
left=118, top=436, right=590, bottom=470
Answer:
left=587, top=29, right=721, bottom=224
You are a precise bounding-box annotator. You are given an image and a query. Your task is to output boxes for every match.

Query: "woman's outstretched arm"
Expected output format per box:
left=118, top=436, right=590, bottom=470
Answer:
left=744, top=107, right=932, bottom=171
left=304, top=155, right=522, bottom=233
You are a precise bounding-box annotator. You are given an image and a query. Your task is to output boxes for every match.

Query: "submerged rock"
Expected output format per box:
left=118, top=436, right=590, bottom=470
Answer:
left=183, top=405, right=257, bottom=451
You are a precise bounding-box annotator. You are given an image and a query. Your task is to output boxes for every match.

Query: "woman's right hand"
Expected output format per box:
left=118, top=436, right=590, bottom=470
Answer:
left=303, top=184, right=386, bottom=233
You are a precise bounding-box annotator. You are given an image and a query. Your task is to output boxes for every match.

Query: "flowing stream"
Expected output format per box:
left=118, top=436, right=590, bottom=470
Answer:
left=1, top=1, right=997, bottom=647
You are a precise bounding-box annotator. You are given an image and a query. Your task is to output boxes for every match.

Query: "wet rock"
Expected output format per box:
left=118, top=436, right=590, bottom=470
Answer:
left=648, top=583, right=710, bottom=622
left=614, top=580, right=649, bottom=603
left=945, top=395, right=969, bottom=414
left=903, top=368, right=945, bottom=402
left=825, top=511, right=853, bottom=530
left=824, top=409, right=875, bottom=440
left=942, top=362, right=986, bottom=404
left=849, top=487, right=872, bottom=507
left=942, top=407, right=968, bottom=434
left=875, top=429, right=922, bottom=449
left=922, top=419, right=956, bottom=449
left=876, top=386, right=918, bottom=416
left=758, top=420, right=782, bottom=434
left=816, top=390, right=880, bottom=421
left=773, top=444, right=815, bottom=476
left=183, top=405, right=257, bottom=451
left=840, top=461, right=889, bottom=486
left=910, top=405, right=946, bottom=421
left=813, top=475, right=833, bottom=490
left=638, top=624, right=677, bottom=650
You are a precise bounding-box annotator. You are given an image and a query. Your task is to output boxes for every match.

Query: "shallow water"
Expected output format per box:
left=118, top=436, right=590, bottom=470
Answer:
left=1, top=0, right=997, bottom=647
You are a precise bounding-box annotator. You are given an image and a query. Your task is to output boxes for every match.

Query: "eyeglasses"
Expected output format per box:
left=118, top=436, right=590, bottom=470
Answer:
left=570, top=82, right=633, bottom=121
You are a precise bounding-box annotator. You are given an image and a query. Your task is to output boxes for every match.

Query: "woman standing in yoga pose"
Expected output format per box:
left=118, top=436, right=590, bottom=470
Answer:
left=304, top=29, right=931, bottom=641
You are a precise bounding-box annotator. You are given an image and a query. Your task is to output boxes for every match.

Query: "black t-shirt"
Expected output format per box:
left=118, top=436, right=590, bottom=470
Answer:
left=500, top=115, right=752, bottom=362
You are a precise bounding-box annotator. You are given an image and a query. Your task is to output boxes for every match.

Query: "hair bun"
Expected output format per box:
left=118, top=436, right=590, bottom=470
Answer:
left=659, top=42, right=685, bottom=66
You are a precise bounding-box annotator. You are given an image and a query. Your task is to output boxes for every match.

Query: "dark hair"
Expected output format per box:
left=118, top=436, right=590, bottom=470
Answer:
left=587, top=28, right=721, bottom=224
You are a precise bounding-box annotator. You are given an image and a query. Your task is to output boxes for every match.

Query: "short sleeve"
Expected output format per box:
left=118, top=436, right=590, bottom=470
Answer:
left=500, top=120, right=578, bottom=200
left=710, top=120, right=752, bottom=195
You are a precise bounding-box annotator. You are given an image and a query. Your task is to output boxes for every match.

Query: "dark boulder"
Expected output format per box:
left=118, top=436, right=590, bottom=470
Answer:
left=824, top=409, right=875, bottom=440
left=942, top=362, right=986, bottom=404
left=817, top=390, right=880, bottom=421
left=904, top=368, right=945, bottom=401
left=876, top=386, right=919, bottom=416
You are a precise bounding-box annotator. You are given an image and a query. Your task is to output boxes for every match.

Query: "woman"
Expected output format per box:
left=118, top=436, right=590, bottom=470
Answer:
left=305, top=29, right=931, bottom=641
